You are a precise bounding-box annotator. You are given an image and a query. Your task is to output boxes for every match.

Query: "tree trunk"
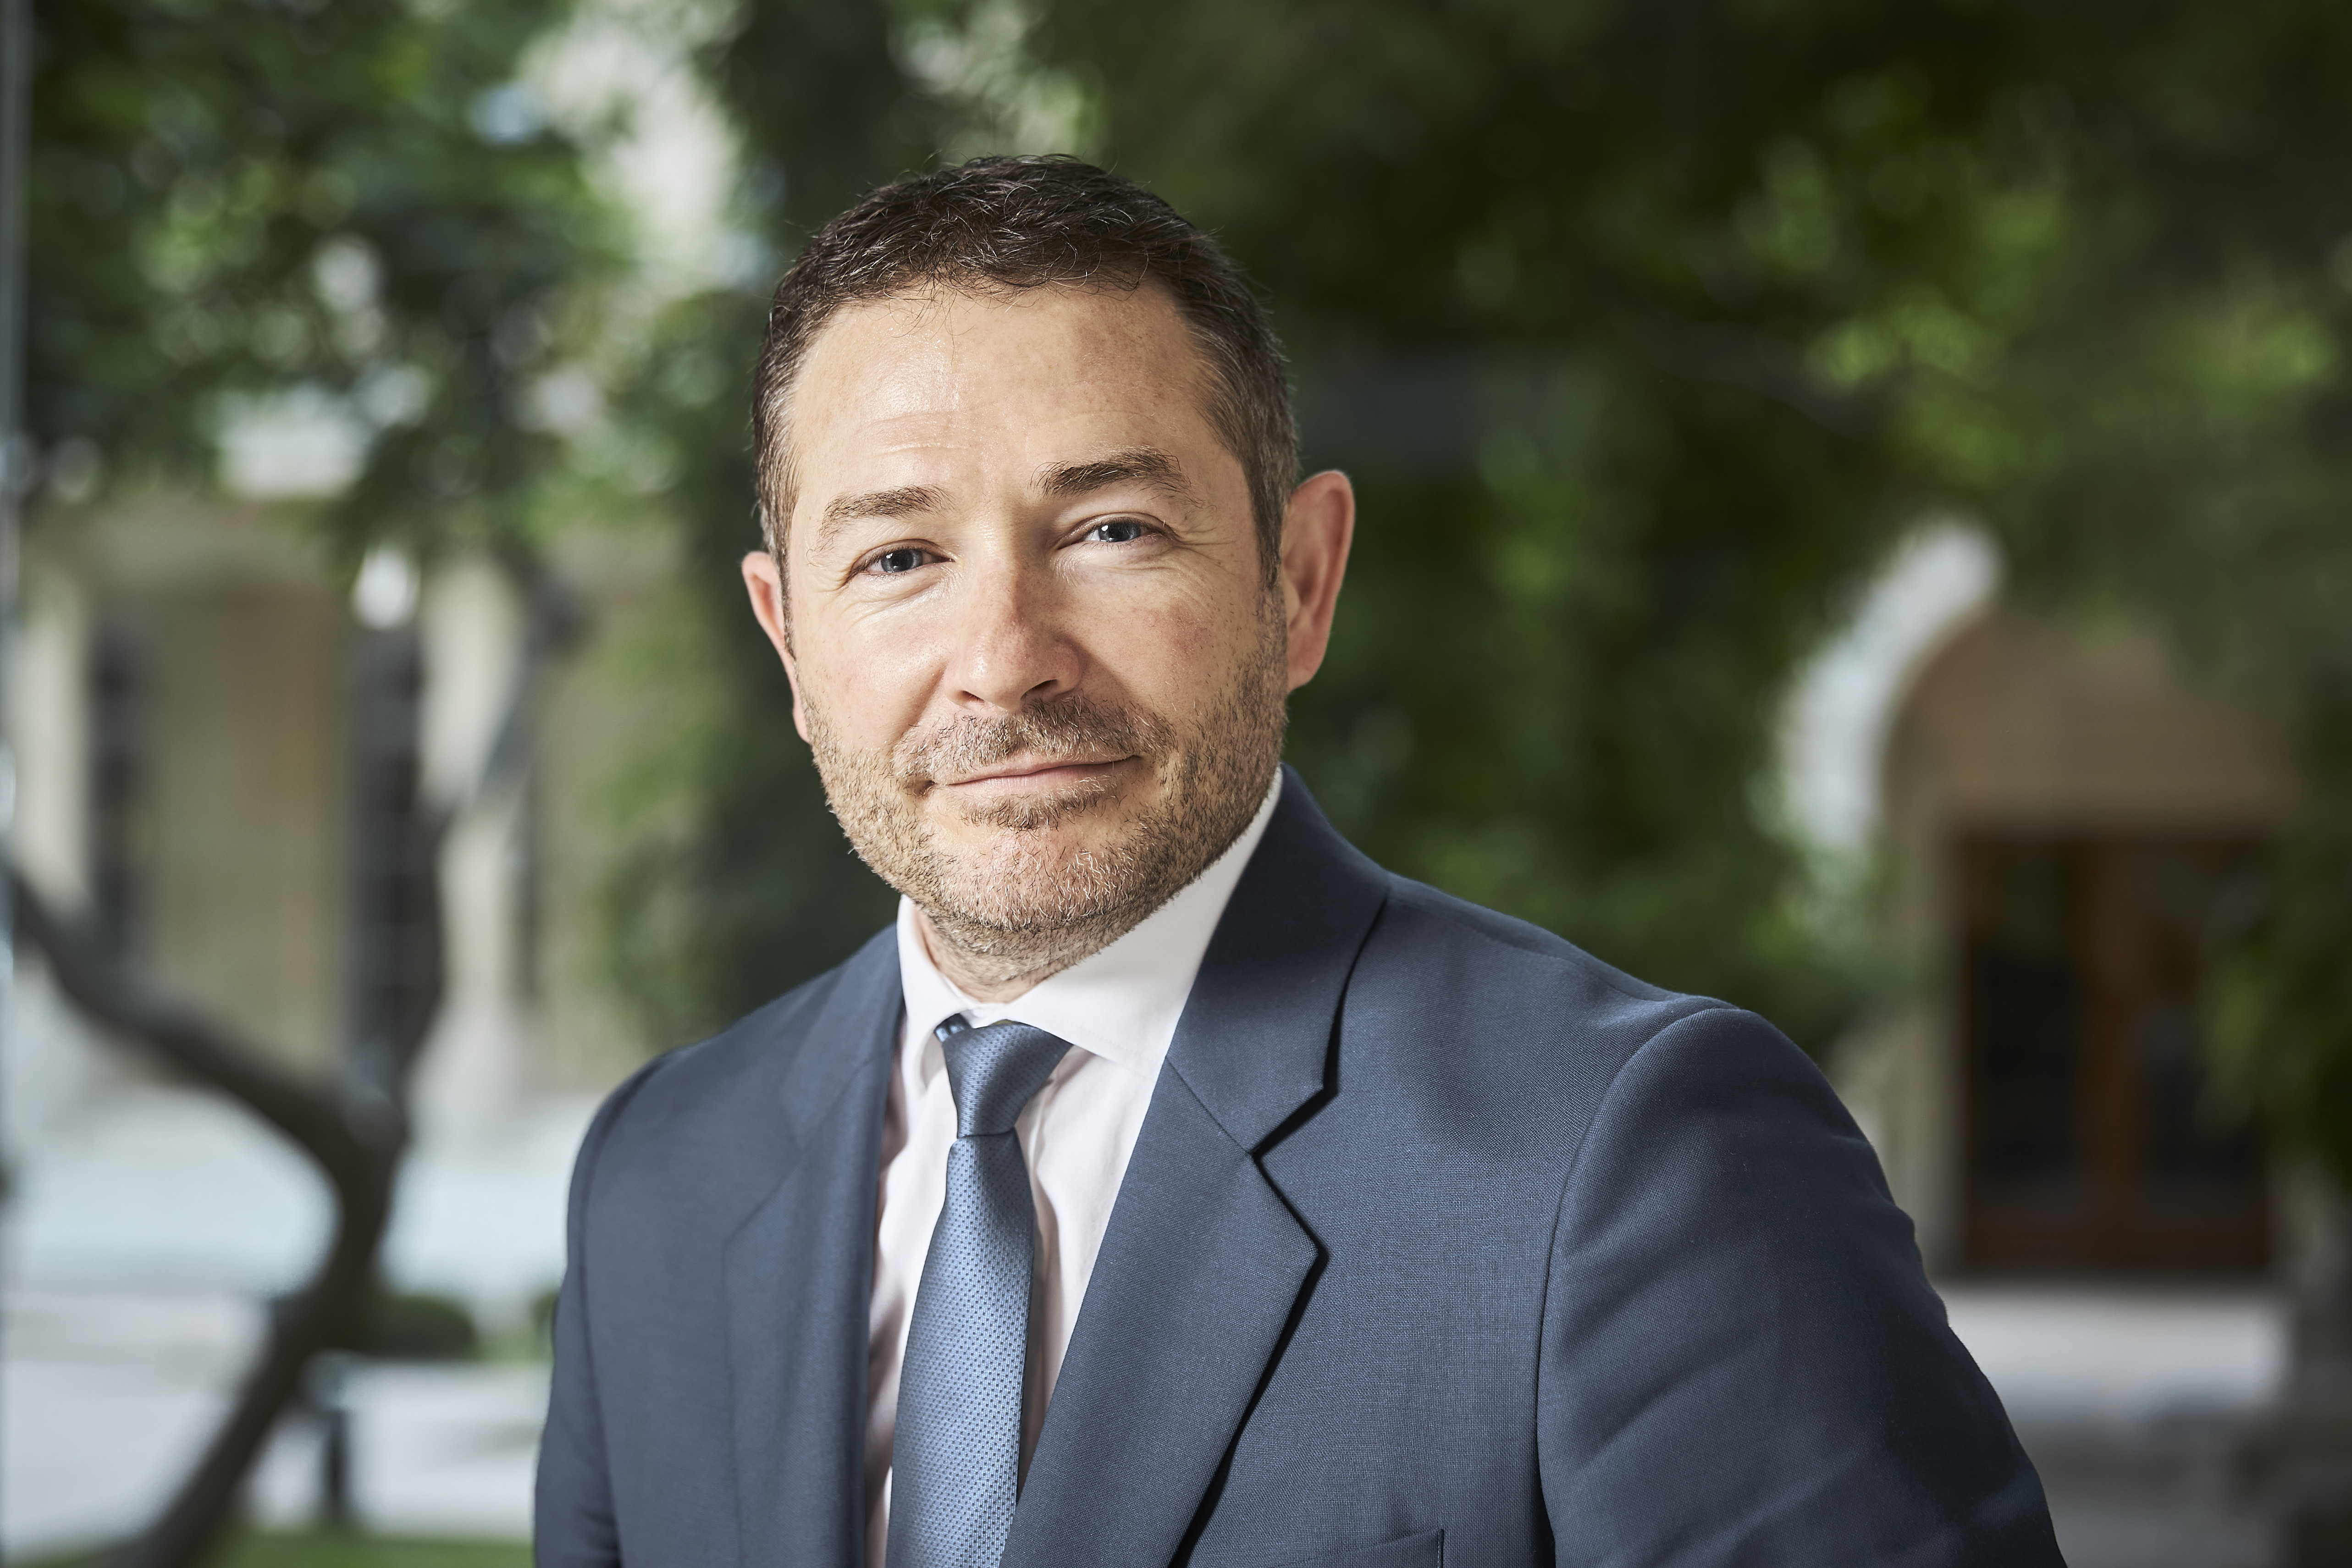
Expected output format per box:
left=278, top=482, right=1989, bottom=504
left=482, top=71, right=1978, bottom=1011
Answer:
left=9, top=549, right=572, bottom=1567
left=13, top=878, right=413, bottom=1568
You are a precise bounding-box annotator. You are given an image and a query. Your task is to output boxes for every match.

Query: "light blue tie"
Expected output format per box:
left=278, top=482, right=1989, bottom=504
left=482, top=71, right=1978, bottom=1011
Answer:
left=886, top=1016, right=1071, bottom=1568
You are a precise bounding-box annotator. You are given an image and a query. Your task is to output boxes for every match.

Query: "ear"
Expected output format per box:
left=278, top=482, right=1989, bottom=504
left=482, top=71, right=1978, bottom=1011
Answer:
left=740, top=549, right=813, bottom=743
left=1277, top=469, right=1355, bottom=692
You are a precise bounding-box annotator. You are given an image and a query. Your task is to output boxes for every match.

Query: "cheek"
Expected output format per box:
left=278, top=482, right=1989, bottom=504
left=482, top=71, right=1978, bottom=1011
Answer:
left=1080, top=573, right=1264, bottom=715
left=797, top=625, right=938, bottom=745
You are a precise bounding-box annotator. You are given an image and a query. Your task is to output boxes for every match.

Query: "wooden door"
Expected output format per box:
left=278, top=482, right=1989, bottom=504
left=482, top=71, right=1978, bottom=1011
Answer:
left=1960, top=834, right=2269, bottom=1274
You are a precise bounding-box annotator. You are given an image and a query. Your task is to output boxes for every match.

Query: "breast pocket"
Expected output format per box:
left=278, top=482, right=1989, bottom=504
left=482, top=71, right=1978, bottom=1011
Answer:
left=1254, top=1527, right=1444, bottom=1568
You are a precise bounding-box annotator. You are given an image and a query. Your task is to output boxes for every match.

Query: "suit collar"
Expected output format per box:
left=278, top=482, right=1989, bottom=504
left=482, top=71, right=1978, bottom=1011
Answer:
left=1163, top=764, right=1392, bottom=1149
left=1005, top=766, right=1391, bottom=1565
left=768, top=923, right=900, bottom=1157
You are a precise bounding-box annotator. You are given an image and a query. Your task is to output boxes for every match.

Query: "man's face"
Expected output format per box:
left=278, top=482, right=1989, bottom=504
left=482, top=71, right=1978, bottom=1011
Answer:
left=741, top=282, right=1347, bottom=980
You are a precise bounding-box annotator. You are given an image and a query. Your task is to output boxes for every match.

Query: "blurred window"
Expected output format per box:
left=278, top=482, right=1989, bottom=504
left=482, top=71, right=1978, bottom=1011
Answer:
left=90, top=622, right=149, bottom=958
left=344, top=626, right=435, bottom=1073
left=1960, top=835, right=2269, bottom=1275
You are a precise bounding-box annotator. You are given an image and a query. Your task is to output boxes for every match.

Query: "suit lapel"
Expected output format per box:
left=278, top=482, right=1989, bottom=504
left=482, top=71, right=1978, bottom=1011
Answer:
left=1004, top=770, right=1392, bottom=1567
left=725, top=929, right=900, bottom=1568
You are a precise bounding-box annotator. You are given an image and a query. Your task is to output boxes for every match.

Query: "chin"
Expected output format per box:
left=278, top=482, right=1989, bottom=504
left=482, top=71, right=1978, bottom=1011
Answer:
left=963, top=811, right=1134, bottom=880
left=930, top=825, right=1148, bottom=942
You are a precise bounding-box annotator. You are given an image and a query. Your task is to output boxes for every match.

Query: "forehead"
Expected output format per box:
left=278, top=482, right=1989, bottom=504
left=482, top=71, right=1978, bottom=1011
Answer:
left=783, top=282, right=1226, bottom=532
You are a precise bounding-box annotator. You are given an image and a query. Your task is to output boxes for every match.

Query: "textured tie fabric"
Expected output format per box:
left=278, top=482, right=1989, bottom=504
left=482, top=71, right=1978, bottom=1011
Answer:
left=885, top=1017, right=1072, bottom=1568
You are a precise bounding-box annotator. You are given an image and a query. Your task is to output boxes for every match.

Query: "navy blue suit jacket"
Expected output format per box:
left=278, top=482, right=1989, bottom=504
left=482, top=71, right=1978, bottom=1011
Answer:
left=536, top=770, right=2061, bottom=1567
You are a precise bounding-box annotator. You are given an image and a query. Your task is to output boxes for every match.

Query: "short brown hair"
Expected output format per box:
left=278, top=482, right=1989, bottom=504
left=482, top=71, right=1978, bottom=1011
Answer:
left=751, top=156, right=1297, bottom=580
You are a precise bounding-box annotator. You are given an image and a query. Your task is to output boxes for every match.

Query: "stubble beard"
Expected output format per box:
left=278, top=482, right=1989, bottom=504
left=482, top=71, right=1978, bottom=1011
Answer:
left=804, top=609, right=1290, bottom=992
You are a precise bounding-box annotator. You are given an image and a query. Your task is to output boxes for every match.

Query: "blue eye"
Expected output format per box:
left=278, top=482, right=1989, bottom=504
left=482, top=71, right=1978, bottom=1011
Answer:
left=873, top=547, right=929, bottom=574
left=1090, top=519, right=1148, bottom=544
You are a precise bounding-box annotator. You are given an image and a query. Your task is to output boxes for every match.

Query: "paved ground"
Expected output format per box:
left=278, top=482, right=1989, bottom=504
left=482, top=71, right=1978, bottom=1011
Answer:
left=2, top=1288, right=548, bottom=1558
left=248, top=1364, right=551, bottom=1540
left=6, top=1084, right=597, bottom=1328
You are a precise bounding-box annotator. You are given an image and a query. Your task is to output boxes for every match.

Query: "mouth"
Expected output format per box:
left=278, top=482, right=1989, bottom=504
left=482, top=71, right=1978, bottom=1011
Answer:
left=934, top=755, right=1137, bottom=794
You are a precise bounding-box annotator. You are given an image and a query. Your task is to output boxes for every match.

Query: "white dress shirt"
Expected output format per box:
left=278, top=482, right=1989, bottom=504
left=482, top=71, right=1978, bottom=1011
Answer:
left=862, top=772, right=1282, bottom=1565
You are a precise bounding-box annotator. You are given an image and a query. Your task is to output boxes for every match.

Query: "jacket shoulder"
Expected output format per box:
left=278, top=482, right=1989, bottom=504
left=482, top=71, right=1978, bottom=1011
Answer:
left=1372, top=870, right=1716, bottom=1031
left=1318, top=870, right=1752, bottom=1177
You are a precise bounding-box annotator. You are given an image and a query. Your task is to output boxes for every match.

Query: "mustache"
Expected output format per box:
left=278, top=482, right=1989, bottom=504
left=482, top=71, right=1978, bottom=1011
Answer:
left=892, top=696, right=1172, bottom=786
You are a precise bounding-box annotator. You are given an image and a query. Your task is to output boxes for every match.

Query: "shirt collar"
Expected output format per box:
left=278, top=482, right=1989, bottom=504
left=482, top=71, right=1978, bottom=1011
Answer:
left=895, top=770, right=1283, bottom=1081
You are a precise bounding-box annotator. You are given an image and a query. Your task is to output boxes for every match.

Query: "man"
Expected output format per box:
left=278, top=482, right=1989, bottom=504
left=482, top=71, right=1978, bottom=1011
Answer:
left=536, top=156, right=2061, bottom=1568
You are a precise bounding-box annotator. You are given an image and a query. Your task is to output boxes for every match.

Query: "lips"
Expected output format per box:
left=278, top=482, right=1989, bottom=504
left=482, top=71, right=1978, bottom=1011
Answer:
left=941, top=756, right=1130, bottom=787
left=890, top=697, right=1172, bottom=794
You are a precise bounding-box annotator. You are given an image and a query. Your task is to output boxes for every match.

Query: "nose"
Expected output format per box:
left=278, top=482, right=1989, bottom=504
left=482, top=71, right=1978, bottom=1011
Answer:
left=942, top=549, right=1081, bottom=714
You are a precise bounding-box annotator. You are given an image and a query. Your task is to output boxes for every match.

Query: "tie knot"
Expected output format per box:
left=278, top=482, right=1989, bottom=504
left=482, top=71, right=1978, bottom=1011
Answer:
left=935, top=1018, right=1071, bottom=1138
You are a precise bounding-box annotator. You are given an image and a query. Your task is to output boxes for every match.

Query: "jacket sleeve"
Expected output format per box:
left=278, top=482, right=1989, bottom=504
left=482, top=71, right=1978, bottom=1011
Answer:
left=535, top=1062, right=664, bottom=1568
left=1536, top=1005, right=2064, bottom=1566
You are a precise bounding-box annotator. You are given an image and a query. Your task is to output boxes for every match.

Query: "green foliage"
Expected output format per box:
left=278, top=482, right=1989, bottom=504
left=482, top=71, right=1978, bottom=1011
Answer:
left=712, top=0, right=942, bottom=238
left=27, top=1534, right=530, bottom=1568
left=621, top=0, right=2352, bottom=1162
left=205, top=1537, right=530, bottom=1568
left=1022, top=0, right=2352, bottom=1086
left=26, top=0, right=619, bottom=560
left=596, top=0, right=966, bottom=1044
left=2211, top=711, right=2352, bottom=1189
left=598, top=291, right=895, bottom=1044
left=1000, top=0, right=2034, bottom=1045
left=617, top=0, right=1922, bottom=1049
left=352, top=1288, right=480, bottom=1362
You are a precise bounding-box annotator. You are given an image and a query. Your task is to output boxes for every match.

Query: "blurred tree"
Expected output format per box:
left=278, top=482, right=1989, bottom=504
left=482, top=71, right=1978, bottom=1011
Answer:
left=27, top=0, right=615, bottom=558
left=631, top=0, right=1952, bottom=1048
left=639, top=0, right=2352, bottom=1184
left=597, top=0, right=936, bottom=1041
left=1018, top=1, right=2352, bottom=1413
left=618, top=0, right=1897, bottom=1047
left=1015, top=0, right=2352, bottom=1068
left=596, top=285, right=909, bottom=1045
left=19, top=1, right=618, bottom=1563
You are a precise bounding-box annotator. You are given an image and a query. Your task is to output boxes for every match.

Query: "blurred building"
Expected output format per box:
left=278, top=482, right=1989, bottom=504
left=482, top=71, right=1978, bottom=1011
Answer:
left=1804, top=526, right=2306, bottom=1284
left=5, top=494, right=671, bottom=1324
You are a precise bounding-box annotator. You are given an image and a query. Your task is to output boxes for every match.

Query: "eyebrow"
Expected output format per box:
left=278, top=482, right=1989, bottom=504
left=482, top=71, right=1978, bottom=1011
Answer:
left=1037, top=447, right=1197, bottom=505
left=806, top=448, right=1194, bottom=556
left=812, top=483, right=946, bottom=554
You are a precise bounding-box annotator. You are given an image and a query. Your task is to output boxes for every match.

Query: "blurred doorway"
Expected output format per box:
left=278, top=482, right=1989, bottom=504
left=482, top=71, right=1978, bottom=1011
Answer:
left=1960, top=834, right=2269, bottom=1274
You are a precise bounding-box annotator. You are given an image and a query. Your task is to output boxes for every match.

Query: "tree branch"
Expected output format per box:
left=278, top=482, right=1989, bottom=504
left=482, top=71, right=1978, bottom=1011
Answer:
left=12, top=875, right=385, bottom=1183
left=12, top=874, right=400, bottom=1568
left=10, top=548, right=576, bottom=1568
